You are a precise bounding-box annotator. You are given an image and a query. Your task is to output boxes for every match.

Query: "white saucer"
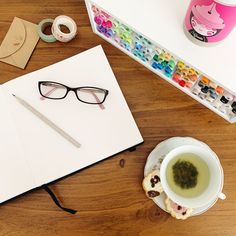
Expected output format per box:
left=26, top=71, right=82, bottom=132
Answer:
left=144, top=137, right=218, bottom=216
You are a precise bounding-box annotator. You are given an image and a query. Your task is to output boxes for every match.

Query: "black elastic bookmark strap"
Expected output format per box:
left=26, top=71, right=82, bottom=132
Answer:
left=42, top=185, right=77, bottom=215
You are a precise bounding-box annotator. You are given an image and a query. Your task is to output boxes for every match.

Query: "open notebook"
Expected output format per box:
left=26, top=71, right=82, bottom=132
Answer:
left=0, top=45, right=143, bottom=204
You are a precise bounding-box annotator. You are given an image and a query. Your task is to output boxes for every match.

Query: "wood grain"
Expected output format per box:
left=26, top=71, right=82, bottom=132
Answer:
left=0, top=1, right=236, bottom=235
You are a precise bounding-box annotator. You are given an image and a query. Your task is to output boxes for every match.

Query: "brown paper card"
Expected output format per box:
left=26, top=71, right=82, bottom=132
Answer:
left=0, top=17, right=39, bottom=69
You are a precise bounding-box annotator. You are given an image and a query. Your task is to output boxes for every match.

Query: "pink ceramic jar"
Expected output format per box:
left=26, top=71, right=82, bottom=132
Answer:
left=184, top=0, right=236, bottom=45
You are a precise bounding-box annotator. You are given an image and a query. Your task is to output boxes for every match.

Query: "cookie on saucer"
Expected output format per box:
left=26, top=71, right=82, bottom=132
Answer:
left=142, top=170, right=163, bottom=198
left=165, top=197, right=193, bottom=220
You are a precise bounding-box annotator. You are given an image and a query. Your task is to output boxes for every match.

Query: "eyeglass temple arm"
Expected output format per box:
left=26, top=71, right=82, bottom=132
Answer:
left=40, top=86, right=105, bottom=110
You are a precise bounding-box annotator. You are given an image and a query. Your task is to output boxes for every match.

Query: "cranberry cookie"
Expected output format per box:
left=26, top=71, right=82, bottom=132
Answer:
left=142, top=170, right=163, bottom=198
left=165, top=197, right=193, bottom=220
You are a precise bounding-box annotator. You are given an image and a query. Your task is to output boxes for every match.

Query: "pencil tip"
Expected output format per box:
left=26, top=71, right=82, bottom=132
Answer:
left=12, top=94, right=15, bottom=97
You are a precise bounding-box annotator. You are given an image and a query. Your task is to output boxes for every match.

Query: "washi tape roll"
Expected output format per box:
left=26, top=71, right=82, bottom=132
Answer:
left=52, top=15, right=77, bottom=42
left=37, top=19, right=57, bottom=43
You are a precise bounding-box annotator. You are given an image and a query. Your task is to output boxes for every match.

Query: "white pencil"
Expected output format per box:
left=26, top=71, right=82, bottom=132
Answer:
left=12, top=94, right=81, bottom=148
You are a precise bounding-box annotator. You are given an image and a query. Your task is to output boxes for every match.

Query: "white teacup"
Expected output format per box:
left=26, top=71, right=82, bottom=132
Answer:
left=160, top=145, right=226, bottom=208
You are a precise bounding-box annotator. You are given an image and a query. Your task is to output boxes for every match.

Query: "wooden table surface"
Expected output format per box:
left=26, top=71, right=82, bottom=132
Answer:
left=0, top=1, right=236, bottom=235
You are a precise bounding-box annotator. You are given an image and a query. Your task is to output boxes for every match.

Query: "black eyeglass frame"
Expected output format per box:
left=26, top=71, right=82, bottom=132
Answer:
left=38, top=81, right=109, bottom=105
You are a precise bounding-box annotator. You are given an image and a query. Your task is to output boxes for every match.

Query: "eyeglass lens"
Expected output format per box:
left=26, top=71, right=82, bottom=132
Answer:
left=40, top=82, right=67, bottom=99
left=76, top=88, right=106, bottom=104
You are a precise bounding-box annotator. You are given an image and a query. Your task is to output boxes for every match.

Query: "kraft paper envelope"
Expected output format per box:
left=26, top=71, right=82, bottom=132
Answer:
left=0, top=17, right=39, bottom=69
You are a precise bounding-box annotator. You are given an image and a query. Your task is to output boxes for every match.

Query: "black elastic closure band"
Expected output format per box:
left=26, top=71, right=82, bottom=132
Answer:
left=42, top=185, right=77, bottom=215
left=129, top=146, right=136, bottom=152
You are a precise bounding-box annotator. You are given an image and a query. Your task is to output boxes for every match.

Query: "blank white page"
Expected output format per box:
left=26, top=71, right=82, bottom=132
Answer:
left=2, top=45, right=143, bottom=187
left=0, top=87, right=36, bottom=203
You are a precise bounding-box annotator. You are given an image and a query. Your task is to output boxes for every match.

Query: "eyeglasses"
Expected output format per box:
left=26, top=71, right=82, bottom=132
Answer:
left=38, top=81, right=109, bottom=106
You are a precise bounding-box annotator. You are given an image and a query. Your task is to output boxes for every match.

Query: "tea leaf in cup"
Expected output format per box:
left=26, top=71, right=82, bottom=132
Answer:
left=172, top=160, right=198, bottom=189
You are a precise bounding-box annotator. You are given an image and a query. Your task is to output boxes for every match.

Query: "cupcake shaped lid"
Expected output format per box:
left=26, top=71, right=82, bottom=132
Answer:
left=192, top=3, right=225, bottom=29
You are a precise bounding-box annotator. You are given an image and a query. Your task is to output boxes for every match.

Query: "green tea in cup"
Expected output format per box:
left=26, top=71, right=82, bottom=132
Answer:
left=166, top=153, right=210, bottom=198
